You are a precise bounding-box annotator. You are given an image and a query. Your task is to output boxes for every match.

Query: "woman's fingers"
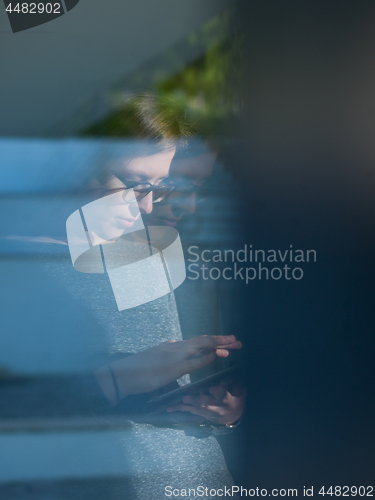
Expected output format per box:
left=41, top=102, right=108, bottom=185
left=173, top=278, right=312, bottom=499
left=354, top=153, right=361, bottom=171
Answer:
left=166, top=403, right=221, bottom=420
left=178, top=335, right=242, bottom=370
left=182, top=393, right=226, bottom=408
left=220, top=340, right=242, bottom=349
left=186, top=335, right=239, bottom=350
left=185, top=336, right=242, bottom=358
left=215, top=348, right=229, bottom=357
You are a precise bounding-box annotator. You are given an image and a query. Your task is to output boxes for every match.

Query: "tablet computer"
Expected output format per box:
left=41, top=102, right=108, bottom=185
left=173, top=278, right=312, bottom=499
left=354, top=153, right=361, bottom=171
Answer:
left=146, top=364, right=238, bottom=410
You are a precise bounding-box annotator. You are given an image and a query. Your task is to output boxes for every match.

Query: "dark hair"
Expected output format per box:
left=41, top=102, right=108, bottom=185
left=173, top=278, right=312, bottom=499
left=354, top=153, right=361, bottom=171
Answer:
left=84, top=93, right=193, bottom=149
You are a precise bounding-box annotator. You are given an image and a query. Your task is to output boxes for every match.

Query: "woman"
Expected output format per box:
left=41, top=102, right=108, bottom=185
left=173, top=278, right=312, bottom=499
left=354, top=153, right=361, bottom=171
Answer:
left=63, top=94, right=243, bottom=498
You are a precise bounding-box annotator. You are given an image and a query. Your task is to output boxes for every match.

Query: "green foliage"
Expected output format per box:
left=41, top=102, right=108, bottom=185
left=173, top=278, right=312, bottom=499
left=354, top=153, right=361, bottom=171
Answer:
left=82, top=11, right=242, bottom=139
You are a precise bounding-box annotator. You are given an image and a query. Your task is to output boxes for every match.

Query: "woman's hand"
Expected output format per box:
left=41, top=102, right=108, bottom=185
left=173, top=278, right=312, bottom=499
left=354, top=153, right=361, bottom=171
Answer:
left=94, top=335, right=242, bottom=406
left=165, top=378, right=246, bottom=426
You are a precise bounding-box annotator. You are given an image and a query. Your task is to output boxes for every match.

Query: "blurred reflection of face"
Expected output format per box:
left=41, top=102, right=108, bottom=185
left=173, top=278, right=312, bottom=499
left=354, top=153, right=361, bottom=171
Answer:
left=146, top=153, right=216, bottom=228
left=88, top=148, right=175, bottom=244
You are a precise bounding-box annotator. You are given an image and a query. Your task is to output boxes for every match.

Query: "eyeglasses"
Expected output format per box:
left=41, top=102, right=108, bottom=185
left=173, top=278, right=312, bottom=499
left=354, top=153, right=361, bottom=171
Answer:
left=98, top=181, right=174, bottom=204
left=94, top=180, right=208, bottom=205
left=155, top=182, right=209, bottom=205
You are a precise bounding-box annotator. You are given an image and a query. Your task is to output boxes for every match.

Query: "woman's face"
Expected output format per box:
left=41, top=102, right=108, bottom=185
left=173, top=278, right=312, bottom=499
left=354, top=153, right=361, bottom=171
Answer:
left=86, top=148, right=175, bottom=243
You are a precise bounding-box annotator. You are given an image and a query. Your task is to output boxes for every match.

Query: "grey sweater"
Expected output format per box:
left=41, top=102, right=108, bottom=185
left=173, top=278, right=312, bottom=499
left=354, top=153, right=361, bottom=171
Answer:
left=47, top=251, right=235, bottom=500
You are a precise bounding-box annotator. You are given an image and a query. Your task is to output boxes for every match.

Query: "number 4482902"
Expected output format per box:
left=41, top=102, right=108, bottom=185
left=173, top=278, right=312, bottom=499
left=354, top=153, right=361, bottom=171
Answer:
left=319, top=486, right=373, bottom=496
left=5, top=3, right=61, bottom=14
